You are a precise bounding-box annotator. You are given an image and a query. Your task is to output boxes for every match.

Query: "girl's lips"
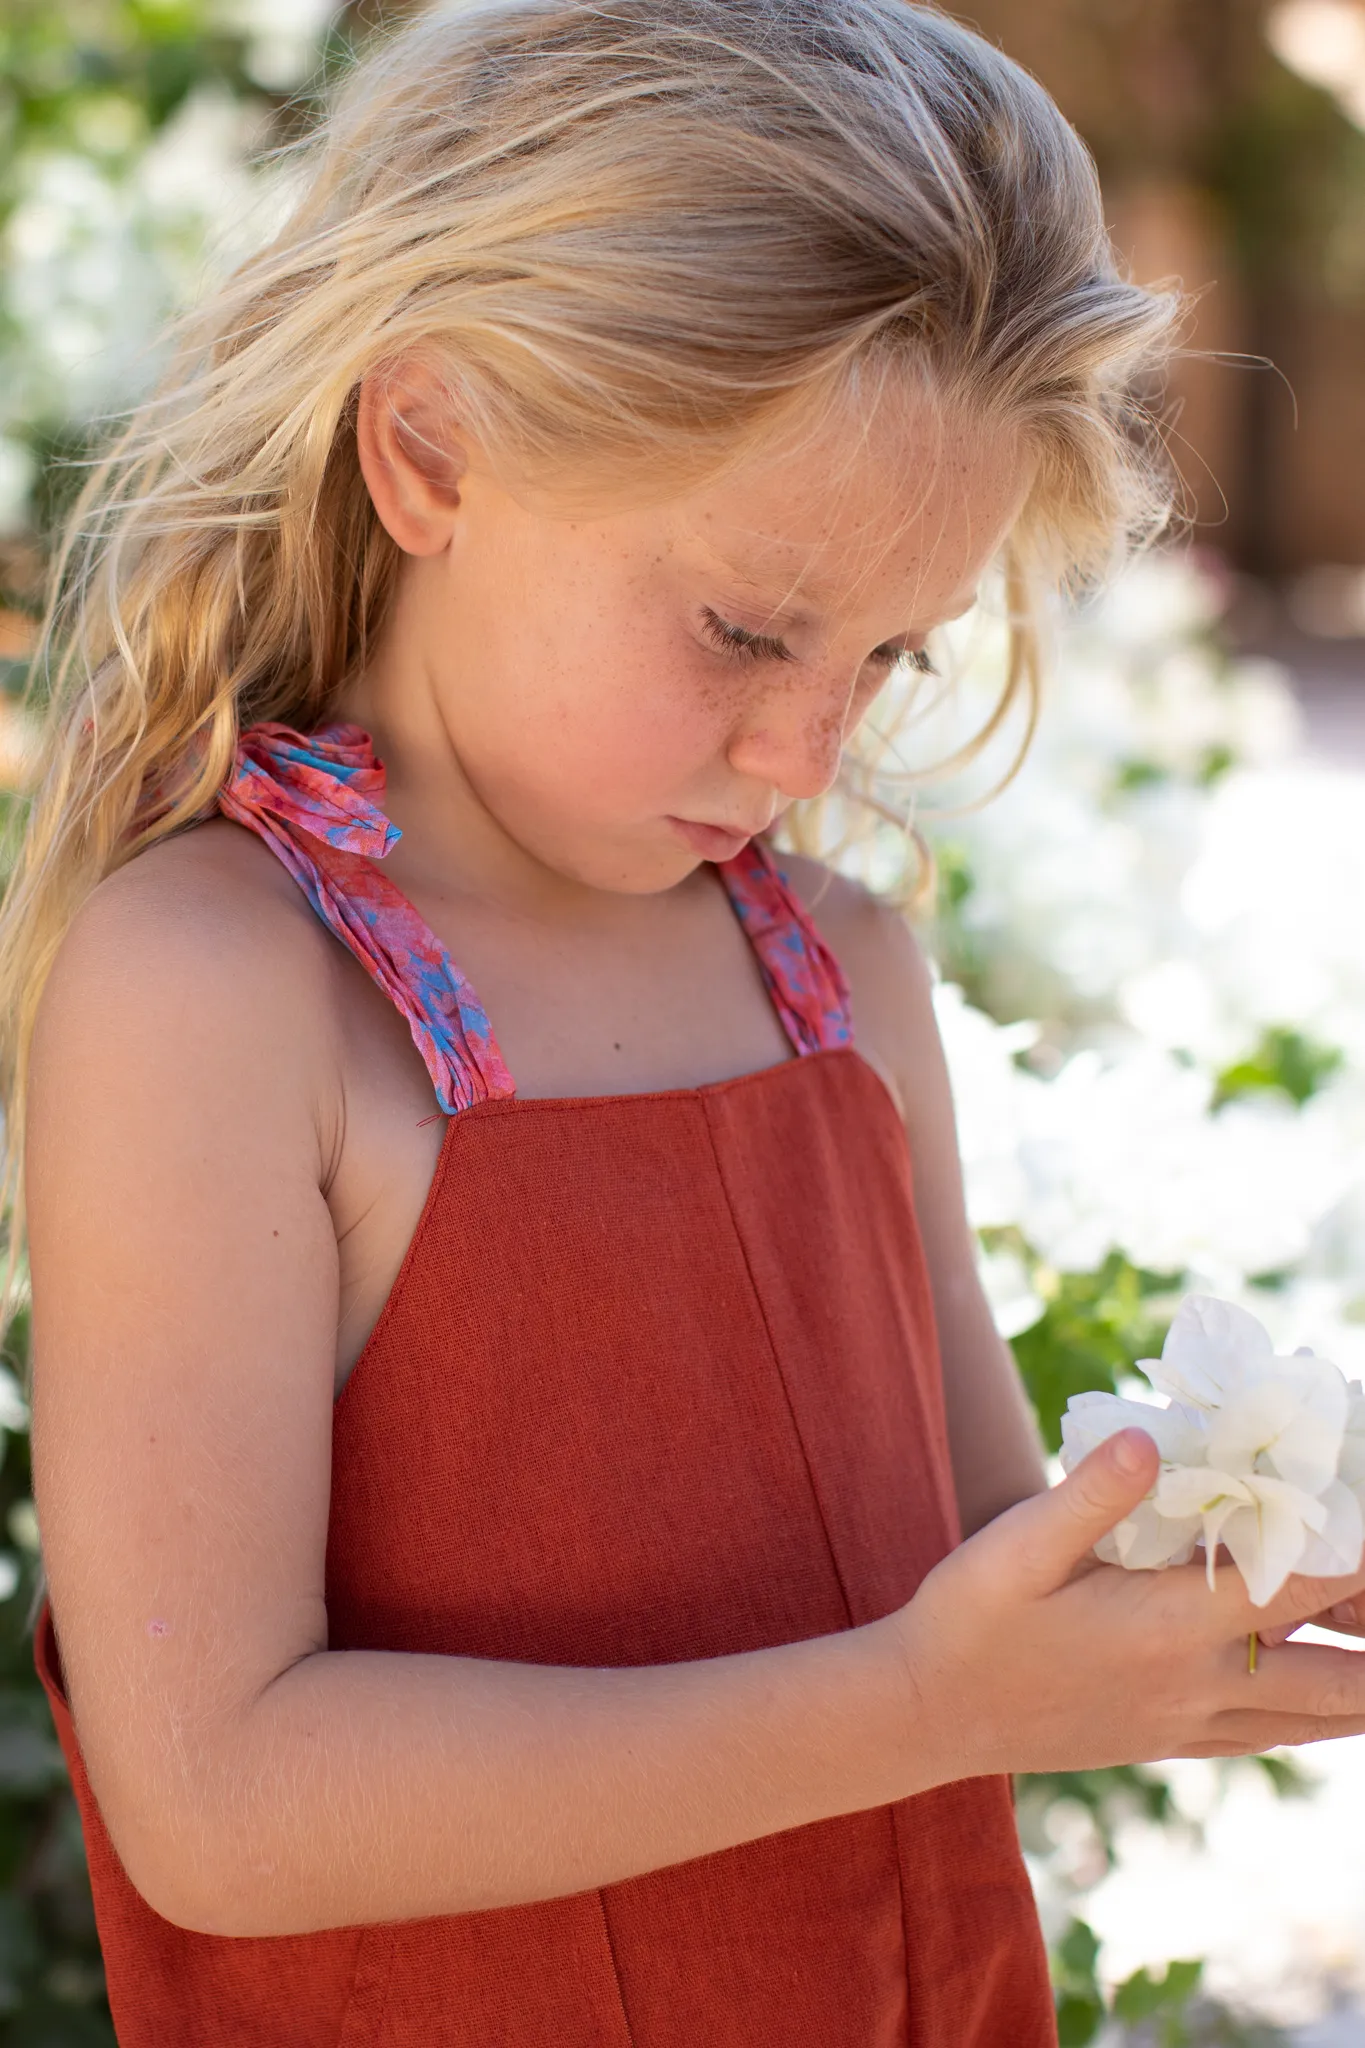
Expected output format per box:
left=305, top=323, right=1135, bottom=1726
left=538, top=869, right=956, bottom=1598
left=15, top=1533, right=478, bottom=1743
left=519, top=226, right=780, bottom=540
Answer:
left=666, top=815, right=754, bottom=862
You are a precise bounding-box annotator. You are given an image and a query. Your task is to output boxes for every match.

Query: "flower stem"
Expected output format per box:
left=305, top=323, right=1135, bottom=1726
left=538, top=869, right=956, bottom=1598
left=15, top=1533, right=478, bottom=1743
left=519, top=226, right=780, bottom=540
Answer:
left=1248, top=1630, right=1258, bottom=1675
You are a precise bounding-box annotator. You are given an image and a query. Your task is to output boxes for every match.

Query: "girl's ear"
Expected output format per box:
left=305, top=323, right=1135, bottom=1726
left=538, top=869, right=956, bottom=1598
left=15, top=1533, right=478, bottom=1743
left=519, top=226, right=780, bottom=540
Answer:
left=356, top=359, right=471, bottom=557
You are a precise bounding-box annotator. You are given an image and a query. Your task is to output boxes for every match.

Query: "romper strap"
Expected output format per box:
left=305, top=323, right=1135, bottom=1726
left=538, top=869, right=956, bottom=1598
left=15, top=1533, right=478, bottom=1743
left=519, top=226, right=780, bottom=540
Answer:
left=718, top=842, right=854, bottom=1057
left=219, top=720, right=853, bottom=1112
left=220, top=722, right=514, bottom=1115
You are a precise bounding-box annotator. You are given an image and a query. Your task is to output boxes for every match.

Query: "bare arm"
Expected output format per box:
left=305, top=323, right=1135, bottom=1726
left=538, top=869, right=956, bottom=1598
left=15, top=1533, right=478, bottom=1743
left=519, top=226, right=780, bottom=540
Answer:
left=788, top=859, right=1046, bottom=1534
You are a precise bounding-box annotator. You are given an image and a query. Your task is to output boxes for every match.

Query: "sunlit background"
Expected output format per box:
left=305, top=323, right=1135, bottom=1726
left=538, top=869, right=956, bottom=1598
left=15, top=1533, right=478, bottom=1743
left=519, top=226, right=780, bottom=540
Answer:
left=3, top=3, right=1365, bottom=2043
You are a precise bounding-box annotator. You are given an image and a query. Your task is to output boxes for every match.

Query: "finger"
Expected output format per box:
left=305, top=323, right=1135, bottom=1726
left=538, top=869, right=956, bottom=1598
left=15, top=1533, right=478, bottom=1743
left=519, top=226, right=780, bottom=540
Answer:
left=1218, top=1639, right=1365, bottom=1719
left=1185, top=1716, right=1365, bottom=1755
left=1207, top=1712, right=1365, bottom=1750
left=1257, top=1623, right=1298, bottom=1650
left=991, top=1429, right=1160, bottom=1596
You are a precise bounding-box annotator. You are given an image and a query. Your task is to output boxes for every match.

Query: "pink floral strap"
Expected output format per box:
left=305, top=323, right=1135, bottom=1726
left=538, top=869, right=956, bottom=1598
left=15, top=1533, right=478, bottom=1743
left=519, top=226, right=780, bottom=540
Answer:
left=220, top=722, right=513, bottom=1115
left=219, top=721, right=852, bottom=1114
left=717, top=841, right=854, bottom=1058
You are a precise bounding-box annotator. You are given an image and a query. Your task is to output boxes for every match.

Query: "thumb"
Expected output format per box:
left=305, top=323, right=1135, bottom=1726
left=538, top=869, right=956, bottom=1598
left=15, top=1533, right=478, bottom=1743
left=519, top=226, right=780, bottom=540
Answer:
left=1003, top=1429, right=1160, bottom=1596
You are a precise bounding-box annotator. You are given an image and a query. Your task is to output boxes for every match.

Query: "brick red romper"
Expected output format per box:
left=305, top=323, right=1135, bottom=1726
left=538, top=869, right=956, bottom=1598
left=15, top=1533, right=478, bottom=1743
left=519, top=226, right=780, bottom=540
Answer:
left=34, top=722, right=1055, bottom=2046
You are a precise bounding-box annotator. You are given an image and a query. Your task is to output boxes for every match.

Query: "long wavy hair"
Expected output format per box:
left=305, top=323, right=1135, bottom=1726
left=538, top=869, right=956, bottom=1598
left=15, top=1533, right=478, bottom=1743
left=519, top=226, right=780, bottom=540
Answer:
left=0, top=0, right=1178, bottom=1281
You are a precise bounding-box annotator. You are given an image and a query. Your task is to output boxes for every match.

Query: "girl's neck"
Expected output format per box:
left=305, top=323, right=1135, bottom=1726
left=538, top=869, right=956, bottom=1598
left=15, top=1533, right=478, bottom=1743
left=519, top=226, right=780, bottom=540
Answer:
left=336, top=629, right=648, bottom=933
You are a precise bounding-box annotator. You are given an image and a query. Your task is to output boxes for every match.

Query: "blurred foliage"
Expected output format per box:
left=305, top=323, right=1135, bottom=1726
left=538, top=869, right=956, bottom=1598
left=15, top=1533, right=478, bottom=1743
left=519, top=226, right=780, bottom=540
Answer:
left=0, top=0, right=253, bottom=612
left=0, top=0, right=376, bottom=614
left=1, top=0, right=249, bottom=182
left=1054, top=1918, right=1206, bottom=2048
left=1214, top=1024, right=1346, bottom=1111
left=1010, top=1252, right=1178, bottom=1453
left=1052, top=1915, right=1283, bottom=2047
left=1206, top=56, right=1365, bottom=310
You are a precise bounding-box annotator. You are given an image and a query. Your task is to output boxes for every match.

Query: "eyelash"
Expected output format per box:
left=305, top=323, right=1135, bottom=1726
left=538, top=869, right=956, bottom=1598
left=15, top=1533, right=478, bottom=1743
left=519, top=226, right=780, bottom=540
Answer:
left=699, top=606, right=937, bottom=676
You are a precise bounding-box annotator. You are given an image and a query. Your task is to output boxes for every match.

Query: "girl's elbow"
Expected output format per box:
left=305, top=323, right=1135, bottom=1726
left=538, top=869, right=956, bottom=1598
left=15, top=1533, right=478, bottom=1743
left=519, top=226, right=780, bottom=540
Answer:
left=99, top=1788, right=284, bottom=1938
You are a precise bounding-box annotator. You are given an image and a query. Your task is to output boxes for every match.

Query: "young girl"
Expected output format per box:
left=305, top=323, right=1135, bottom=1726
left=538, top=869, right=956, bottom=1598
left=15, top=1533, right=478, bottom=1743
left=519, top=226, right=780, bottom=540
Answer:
left=10, top=3, right=1365, bottom=2043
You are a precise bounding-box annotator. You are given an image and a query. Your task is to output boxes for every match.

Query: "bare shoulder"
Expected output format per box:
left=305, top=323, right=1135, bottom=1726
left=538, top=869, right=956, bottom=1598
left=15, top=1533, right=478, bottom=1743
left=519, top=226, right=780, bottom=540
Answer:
left=777, top=850, right=940, bottom=1107
left=31, top=819, right=341, bottom=1142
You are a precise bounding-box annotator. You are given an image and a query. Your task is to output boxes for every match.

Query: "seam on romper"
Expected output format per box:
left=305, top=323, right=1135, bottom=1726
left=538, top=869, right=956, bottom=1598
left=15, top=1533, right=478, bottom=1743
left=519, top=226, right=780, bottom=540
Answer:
left=592, top=1890, right=641, bottom=2047
left=335, top=1924, right=399, bottom=2048
left=696, top=1095, right=856, bottom=1624
left=700, top=1088, right=916, bottom=2042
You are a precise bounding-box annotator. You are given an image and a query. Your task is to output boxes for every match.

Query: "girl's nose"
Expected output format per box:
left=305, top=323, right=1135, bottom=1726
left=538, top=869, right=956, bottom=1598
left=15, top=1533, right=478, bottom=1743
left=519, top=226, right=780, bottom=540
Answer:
left=726, top=680, right=852, bottom=803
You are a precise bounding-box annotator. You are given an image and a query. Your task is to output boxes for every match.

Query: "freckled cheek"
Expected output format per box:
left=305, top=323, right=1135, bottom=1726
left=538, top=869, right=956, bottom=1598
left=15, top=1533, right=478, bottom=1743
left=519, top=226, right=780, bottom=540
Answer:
left=529, top=655, right=733, bottom=810
left=580, top=694, right=727, bottom=812
left=803, top=701, right=849, bottom=775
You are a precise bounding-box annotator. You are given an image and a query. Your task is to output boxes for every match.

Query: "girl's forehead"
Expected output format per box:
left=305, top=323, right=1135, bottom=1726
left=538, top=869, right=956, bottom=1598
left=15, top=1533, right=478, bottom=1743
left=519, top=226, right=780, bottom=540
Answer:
left=663, top=408, right=1034, bottom=626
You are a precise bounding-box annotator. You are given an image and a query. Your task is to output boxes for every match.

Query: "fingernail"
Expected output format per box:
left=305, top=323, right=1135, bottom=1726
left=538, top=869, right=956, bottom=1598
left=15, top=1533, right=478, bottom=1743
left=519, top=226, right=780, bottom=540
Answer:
left=1111, top=1429, right=1149, bottom=1476
left=1331, top=1602, right=1357, bottom=1625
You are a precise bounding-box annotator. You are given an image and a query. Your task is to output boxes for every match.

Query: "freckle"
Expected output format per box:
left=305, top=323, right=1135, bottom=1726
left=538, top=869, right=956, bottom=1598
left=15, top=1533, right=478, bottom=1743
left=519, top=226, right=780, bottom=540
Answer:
left=272, top=1229, right=279, bottom=1238
left=147, top=1619, right=170, bottom=1638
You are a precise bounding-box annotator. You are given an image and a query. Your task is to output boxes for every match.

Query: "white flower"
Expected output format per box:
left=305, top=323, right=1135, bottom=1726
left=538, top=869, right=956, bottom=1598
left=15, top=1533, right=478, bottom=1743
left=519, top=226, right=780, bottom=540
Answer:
left=1060, top=1295, right=1365, bottom=1606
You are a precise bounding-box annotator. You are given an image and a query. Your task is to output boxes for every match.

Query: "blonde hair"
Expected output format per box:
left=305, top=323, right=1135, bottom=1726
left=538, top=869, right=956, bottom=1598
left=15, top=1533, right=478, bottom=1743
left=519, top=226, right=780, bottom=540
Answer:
left=0, top=0, right=1177, bottom=1263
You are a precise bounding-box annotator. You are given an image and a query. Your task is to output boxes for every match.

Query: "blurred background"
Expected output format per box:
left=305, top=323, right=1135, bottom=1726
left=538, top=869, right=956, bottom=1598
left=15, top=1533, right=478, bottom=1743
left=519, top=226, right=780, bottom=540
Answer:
left=1, top=2, right=1365, bottom=2044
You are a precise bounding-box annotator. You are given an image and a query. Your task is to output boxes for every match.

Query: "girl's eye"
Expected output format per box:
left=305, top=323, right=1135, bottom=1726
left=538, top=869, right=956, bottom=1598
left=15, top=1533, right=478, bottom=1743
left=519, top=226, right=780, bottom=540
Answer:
left=699, top=607, right=793, bottom=665
left=699, top=606, right=937, bottom=677
left=892, top=646, right=938, bottom=677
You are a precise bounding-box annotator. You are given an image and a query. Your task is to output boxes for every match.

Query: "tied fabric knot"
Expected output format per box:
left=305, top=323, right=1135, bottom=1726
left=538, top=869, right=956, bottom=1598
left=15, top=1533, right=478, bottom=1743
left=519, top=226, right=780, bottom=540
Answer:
left=219, top=720, right=514, bottom=1116
left=229, top=722, right=401, bottom=859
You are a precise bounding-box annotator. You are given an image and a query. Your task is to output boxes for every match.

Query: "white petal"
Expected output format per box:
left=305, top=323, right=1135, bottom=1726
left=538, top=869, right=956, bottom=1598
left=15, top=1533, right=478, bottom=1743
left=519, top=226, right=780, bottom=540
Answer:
left=1341, top=1392, right=1365, bottom=1490
left=1296, top=1479, right=1364, bottom=1578
left=1341, top=1429, right=1365, bottom=1493
left=1060, top=1390, right=1205, bottom=1468
left=1199, top=1492, right=1250, bottom=1590
left=1108, top=1501, right=1203, bottom=1570
left=1152, top=1465, right=1251, bottom=1520
left=1144, top=1294, right=1274, bottom=1409
left=1223, top=1477, right=1322, bottom=1607
left=1207, top=1361, right=1348, bottom=1494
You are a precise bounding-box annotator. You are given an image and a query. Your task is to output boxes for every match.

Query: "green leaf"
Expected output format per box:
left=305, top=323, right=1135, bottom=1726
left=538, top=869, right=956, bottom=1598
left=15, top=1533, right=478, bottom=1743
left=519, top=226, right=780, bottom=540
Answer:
left=1244, top=1750, right=1312, bottom=1799
left=1011, top=1255, right=1178, bottom=1451
left=1113, top=1957, right=1204, bottom=2022
left=1057, top=1917, right=1101, bottom=1988
left=1055, top=1991, right=1105, bottom=2047
left=1214, top=1025, right=1344, bottom=1110
left=1162, top=1959, right=1204, bottom=2003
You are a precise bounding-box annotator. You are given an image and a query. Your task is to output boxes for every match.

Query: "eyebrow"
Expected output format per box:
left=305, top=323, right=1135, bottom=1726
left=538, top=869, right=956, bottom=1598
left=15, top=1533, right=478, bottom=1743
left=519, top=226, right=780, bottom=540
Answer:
left=696, top=534, right=980, bottom=630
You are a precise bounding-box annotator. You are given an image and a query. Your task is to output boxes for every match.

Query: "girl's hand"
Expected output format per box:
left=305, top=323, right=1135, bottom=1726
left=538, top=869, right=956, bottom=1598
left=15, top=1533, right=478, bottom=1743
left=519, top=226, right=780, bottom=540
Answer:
left=887, top=1427, right=1365, bottom=1785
